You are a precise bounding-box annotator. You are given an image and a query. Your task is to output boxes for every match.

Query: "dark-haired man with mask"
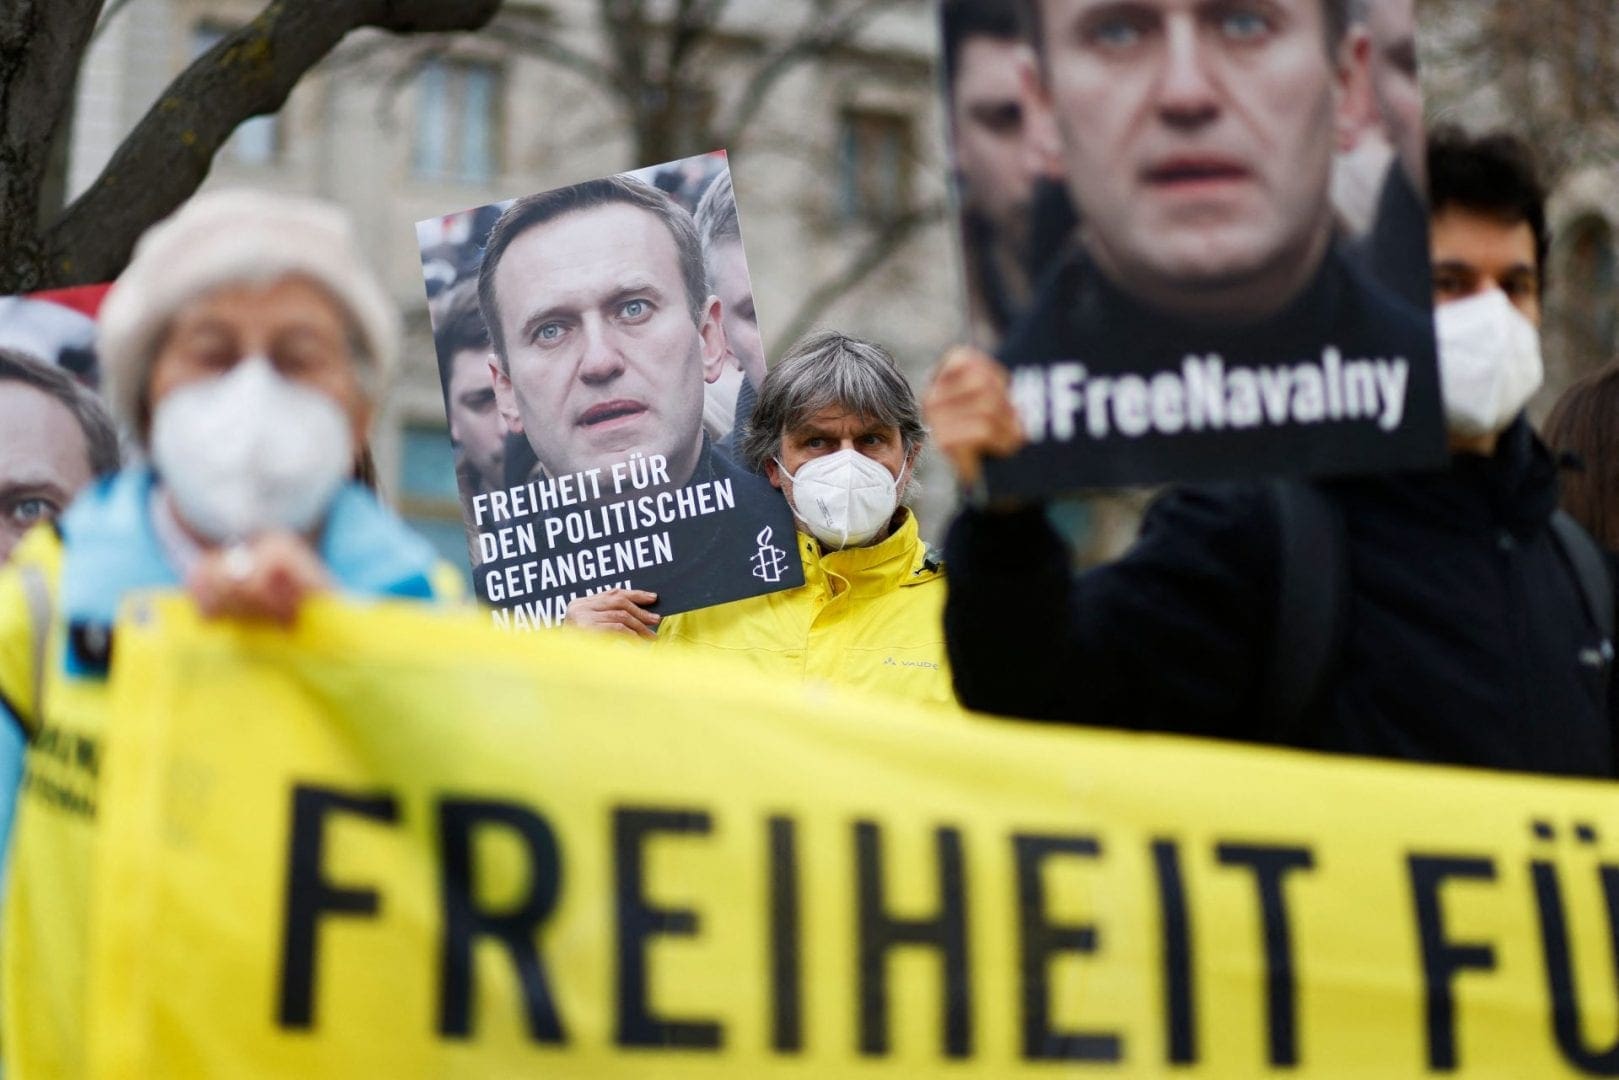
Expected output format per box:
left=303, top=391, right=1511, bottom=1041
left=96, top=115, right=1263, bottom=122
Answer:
left=930, top=128, right=1615, bottom=778
left=1425, top=126, right=1546, bottom=443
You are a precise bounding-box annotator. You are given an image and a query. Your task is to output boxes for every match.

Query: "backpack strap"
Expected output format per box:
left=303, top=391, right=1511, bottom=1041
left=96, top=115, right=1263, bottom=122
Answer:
left=1548, top=510, right=1615, bottom=648
left=1260, top=480, right=1350, bottom=743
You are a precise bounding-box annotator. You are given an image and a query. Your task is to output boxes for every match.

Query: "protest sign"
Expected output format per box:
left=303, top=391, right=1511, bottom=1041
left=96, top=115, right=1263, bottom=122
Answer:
left=939, top=0, right=1446, bottom=493
left=39, top=594, right=1619, bottom=1077
left=417, top=152, right=802, bottom=629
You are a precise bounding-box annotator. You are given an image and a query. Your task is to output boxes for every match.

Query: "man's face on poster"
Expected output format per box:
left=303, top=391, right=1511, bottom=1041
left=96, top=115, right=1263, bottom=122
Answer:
left=708, top=238, right=766, bottom=392
left=447, top=347, right=506, bottom=492
left=490, top=203, right=724, bottom=486
left=1031, top=0, right=1365, bottom=316
left=1366, top=0, right=1423, bottom=189
left=0, top=380, right=94, bottom=563
left=952, top=36, right=1054, bottom=248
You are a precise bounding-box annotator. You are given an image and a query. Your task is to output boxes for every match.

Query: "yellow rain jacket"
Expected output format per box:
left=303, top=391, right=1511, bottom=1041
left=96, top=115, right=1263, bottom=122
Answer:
left=658, top=510, right=955, bottom=706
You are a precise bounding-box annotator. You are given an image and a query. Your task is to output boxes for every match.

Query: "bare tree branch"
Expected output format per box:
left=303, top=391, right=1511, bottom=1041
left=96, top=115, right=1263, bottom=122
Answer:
left=716, top=0, right=908, bottom=152
left=768, top=199, right=946, bottom=355
left=1420, top=0, right=1619, bottom=187
left=369, top=40, right=440, bottom=131
left=40, top=0, right=502, bottom=288
left=497, top=18, right=623, bottom=96
left=665, top=0, right=729, bottom=83
left=600, top=0, right=663, bottom=157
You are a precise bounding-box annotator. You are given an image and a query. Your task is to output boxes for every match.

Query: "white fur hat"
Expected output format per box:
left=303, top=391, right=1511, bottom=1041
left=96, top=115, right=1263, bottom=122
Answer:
left=99, top=189, right=399, bottom=435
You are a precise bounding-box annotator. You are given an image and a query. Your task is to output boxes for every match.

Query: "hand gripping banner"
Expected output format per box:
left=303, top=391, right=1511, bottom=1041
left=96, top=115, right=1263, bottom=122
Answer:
left=50, top=597, right=1619, bottom=1076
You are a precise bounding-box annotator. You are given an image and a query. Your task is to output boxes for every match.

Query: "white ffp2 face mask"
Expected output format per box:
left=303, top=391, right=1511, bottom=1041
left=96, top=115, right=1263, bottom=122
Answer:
left=151, top=356, right=354, bottom=543
left=1435, top=288, right=1543, bottom=439
left=777, top=448, right=904, bottom=550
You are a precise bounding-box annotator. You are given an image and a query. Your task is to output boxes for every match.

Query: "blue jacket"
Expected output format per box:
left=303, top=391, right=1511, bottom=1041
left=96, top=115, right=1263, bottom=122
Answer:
left=0, top=467, right=463, bottom=866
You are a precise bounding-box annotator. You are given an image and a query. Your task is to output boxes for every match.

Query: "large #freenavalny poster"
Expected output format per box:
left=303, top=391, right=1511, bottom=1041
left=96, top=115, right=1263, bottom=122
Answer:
left=939, top=0, right=1446, bottom=493
left=417, top=152, right=801, bottom=629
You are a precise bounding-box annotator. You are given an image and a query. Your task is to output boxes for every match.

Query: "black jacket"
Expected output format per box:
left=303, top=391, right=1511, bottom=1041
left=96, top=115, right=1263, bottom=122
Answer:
left=945, top=419, right=1616, bottom=778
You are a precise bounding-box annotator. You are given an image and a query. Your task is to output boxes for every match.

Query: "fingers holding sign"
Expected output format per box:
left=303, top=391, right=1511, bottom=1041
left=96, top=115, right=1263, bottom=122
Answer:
left=924, top=346, right=1027, bottom=491
left=188, top=532, right=334, bottom=627
left=565, top=588, right=661, bottom=639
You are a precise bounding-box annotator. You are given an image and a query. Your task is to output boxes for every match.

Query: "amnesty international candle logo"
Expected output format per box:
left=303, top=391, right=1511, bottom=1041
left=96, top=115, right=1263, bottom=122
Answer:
left=750, top=526, right=790, bottom=584
left=418, top=152, right=803, bottom=627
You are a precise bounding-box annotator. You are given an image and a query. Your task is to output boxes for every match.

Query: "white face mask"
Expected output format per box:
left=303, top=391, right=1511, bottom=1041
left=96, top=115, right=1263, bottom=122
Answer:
left=1435, top=288, right=1543, bottom=439
left=777, top=448, right=905, bottom=550
left=150, top=356, right=354, bottom=543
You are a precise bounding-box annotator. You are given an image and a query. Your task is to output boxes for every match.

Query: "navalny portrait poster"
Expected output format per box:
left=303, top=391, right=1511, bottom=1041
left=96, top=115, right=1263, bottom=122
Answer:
left=940, top=0, right=1446, bottom=494
left=417, top=152, right=801, bottom=630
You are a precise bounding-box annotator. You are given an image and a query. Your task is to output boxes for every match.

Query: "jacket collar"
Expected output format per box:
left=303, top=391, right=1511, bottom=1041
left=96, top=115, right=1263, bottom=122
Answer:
left=59, top=469, right=179, bottom=625
left=797, top=510, right=939, bottom=598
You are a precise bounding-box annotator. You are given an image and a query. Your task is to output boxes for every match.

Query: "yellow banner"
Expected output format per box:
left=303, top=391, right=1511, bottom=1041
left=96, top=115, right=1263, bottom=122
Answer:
left=69, top=597, right=1619, bottom=1076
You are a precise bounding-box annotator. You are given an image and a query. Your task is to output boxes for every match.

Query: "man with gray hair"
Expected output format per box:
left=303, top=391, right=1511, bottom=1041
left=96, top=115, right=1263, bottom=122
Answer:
left=570, top=332, right=954, bottom=707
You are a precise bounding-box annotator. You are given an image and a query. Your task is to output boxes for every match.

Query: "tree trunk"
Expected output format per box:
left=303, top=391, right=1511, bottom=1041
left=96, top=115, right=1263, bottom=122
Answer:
left=0, top=0, right=105, bottom=291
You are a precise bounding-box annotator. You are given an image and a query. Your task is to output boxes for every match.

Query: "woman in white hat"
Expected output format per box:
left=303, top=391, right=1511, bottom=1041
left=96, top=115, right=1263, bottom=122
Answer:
left=91, top=188, right=465, bottom=616
left=0, top=189, right=462, bottom=1077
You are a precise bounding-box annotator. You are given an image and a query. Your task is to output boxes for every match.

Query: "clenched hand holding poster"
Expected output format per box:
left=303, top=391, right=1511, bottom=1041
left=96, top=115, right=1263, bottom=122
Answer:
left=416, top=152, right=801, bottom=628
left=941, top=0, right=1446, bottom=492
